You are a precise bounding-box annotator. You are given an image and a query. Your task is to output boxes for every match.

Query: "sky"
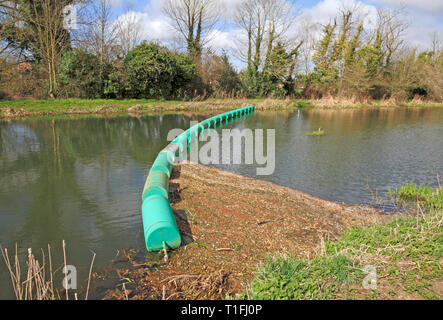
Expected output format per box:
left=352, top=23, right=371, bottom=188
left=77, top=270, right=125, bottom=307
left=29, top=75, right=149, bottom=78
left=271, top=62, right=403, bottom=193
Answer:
left=105, top=0, right=443, bottom=69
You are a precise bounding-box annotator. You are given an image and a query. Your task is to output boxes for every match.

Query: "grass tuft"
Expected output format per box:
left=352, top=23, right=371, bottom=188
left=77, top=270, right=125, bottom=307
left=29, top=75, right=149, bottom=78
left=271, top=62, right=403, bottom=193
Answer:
left=240, top=254, right=362, bottom=300
left=239, top=185, right=443, bottom=300
left=388, top=184, right=442, bottom=210
left=306, top=130, right=325, bottom=136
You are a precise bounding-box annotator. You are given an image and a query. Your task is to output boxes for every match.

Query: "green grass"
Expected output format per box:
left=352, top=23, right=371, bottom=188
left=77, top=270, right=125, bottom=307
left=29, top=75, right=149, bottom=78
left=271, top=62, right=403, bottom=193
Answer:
left=0, top=98, right=181, bottom=113
left=306, top=130, right=325, bottom=136
left=239, top=254, right=362, bottom=300
left=388, top=184, right=442, bottom=210
left=0, top=98, right=305, bottom=118
left=0, top=98, right=169, bottom=107
left=1, top=98, right=441, bottom=119
left=240, top=184, right=442, bottom=300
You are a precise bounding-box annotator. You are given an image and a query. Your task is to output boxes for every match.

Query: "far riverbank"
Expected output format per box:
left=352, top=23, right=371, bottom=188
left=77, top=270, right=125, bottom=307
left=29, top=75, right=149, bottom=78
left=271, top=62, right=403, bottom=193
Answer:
left=1, top=97, right=442, bottom=120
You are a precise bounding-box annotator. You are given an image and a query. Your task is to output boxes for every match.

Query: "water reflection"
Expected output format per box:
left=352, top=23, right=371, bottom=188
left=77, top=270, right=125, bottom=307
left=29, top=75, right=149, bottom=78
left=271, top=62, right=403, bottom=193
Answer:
left=0, top=114, right=201, bottom=299
left=214, top=107, right=442, bottom=206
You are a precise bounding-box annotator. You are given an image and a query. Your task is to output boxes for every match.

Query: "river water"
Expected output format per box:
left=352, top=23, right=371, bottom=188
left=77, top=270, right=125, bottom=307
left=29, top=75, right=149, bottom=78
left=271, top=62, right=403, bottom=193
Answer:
left=0, top=107, right=441, bottom=299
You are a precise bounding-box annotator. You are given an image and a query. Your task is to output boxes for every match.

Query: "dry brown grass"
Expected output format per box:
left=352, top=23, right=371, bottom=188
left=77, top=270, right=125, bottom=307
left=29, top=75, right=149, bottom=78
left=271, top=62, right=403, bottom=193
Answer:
left=1, top=241, right=96, bottom=300
left=310, top=95, right=371, bottom=108
left=104, top=163, right=388, bottom=300
left=160, top=270, right=232, bottom=300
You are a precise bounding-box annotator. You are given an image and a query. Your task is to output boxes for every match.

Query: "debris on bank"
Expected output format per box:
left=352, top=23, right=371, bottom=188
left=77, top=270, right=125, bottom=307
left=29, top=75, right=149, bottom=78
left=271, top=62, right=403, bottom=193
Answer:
left=104, top=163, right=388, bottom=300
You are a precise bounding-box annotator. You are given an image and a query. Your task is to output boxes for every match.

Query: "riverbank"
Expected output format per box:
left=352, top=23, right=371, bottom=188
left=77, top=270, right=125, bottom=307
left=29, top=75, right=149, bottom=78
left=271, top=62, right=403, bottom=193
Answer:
left=1, top=97, right=442, bottom=120
left=103, top=163, right=390, bottom=300
left=243, top=206, right=442, bottom=300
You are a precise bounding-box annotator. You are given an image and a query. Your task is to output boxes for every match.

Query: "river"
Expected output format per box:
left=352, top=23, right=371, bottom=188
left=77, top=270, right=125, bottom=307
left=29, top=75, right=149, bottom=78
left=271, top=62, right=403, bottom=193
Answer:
left=0, top=107, right=441, bottom=299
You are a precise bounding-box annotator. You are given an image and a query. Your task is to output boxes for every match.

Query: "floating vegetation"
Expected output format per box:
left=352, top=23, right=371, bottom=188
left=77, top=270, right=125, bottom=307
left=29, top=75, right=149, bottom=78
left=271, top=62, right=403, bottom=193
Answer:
left=306, top=128, right=325, bottom=136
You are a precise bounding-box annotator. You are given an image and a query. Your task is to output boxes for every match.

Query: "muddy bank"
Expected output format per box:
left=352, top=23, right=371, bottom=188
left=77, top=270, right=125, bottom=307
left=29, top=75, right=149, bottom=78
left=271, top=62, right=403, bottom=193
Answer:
left=104, top=163, right=389, bottom=300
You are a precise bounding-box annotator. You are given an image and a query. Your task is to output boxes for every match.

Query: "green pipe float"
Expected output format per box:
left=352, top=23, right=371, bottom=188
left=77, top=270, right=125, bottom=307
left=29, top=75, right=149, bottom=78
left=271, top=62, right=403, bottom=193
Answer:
left=141, top=105, right=255, bottom=251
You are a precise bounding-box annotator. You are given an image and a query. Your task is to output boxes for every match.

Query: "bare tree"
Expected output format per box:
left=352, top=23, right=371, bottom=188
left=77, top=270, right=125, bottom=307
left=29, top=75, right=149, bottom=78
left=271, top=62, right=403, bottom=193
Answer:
left=85, top=0, right=118, bottom=64
left=0, top=1, right=20, bottom=55
left=263, top=0, right=297, bottom=71
left=71, top=0, right=119, bottom=96
left=28, top=0, right=72, bottom=98
left=234, top=0, right=297, bottom=75
left=430, top=31, right=441, bottom=56
left=369, top=7, right=409, bottom=69
left=114, top=8, right=143, bottom=58
left=296, top=15, right=318, bottom=76
left=163, top=0, right=221, bottom=62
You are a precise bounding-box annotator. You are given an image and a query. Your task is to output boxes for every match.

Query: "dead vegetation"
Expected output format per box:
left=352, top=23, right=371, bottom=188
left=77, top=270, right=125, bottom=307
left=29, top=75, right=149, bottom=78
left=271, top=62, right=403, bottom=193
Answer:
left=1, top=240, right=96, bottom=300
left=309, top=95, right=443, bottom=109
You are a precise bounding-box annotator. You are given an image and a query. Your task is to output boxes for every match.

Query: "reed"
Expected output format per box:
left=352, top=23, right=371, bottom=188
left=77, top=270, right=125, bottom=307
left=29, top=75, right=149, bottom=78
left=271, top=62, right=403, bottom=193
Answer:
left=0, top=241, right=96, bottom=300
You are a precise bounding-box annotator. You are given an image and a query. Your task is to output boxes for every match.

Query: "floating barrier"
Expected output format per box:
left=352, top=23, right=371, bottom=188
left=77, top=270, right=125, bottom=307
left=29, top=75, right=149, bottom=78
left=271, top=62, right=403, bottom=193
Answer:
left=141, top=105, right=255, bottom=251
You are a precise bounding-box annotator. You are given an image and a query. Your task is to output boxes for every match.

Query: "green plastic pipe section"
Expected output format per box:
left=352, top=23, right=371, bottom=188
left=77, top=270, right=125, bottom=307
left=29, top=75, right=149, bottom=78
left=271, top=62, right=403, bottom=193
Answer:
left=141, top=105, right=256, bottom=251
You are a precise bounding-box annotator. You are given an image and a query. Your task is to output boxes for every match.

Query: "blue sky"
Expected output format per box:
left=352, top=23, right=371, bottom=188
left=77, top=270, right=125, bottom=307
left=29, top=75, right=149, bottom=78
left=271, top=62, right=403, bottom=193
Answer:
left=106, top=0, right=443, bottom=69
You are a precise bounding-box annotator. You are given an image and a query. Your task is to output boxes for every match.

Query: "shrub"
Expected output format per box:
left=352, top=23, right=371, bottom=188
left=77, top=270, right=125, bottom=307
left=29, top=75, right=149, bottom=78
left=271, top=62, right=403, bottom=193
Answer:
left=124, top=42, right=197, bottom=99
left=58, top=49, right=103, bottom=99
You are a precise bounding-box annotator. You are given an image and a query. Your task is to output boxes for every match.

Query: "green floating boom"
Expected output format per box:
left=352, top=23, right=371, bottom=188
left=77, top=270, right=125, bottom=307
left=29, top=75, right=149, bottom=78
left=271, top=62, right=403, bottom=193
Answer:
left=141, top=105, right=255, bottom=251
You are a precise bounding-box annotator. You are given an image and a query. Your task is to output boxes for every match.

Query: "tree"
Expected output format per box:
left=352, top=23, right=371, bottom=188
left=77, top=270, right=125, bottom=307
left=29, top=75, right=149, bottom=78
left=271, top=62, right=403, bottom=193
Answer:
left=30, top=0, right=73, bottom=97
left=303, top=4, right=409, bottom=100
left=58, top=48, right=102, bottom=98
left=78, top=0, right=118, bottom=96
left=309, top=5, right=364, bottom=95
left=0, top=0, right=21, bottom=55
left=114, top=8, right=143, bottom=58
left=371, top=7, right=408, bottom=72
left=234, top=0, right=298, bottom=96
left=263, top=42, right=291, bottom=96
left=308, top=21, right=337, bottom=95
left=163, top=0, right=221, bottom=64
left=200, top=50, right=241, bottom=96
left=124, top=42, right=197, bottom=99
left=4, top=0, right=74, bottom=98
left=81, top=0, right=118, bottom=64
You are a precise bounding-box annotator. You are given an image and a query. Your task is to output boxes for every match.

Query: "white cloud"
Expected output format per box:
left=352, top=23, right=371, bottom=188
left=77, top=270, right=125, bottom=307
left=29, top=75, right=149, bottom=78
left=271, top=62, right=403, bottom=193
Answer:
left=116, top=2, right=176, bottom=43
left=219, top=0, right=244, bottom=18
left=108, top=0, right=122, bottom=7
left=112, top=0, right=443, bottom=58
left=106, top=0, right=137, bottom=8
left=368, top=0, right=443, bottom=16
left=366, top=0, right=443, bottom=50
left=300, top=0, right=442, bottom=50
left=206, top=29, right=238, bottom=51
left=404, top=13, right=443, bottom=49
left=113, top=0, right=244, bottom=51
left=301, top=0, right=378, bottom=28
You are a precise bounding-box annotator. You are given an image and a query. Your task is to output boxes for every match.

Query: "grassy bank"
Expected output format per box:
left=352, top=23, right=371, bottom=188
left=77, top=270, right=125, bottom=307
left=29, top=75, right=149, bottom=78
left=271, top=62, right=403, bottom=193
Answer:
left=240, top=185, right=442, bottom=300
left=0, top=98, right=307, bottom=119
left=1, top=97, right=442, bottom=119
